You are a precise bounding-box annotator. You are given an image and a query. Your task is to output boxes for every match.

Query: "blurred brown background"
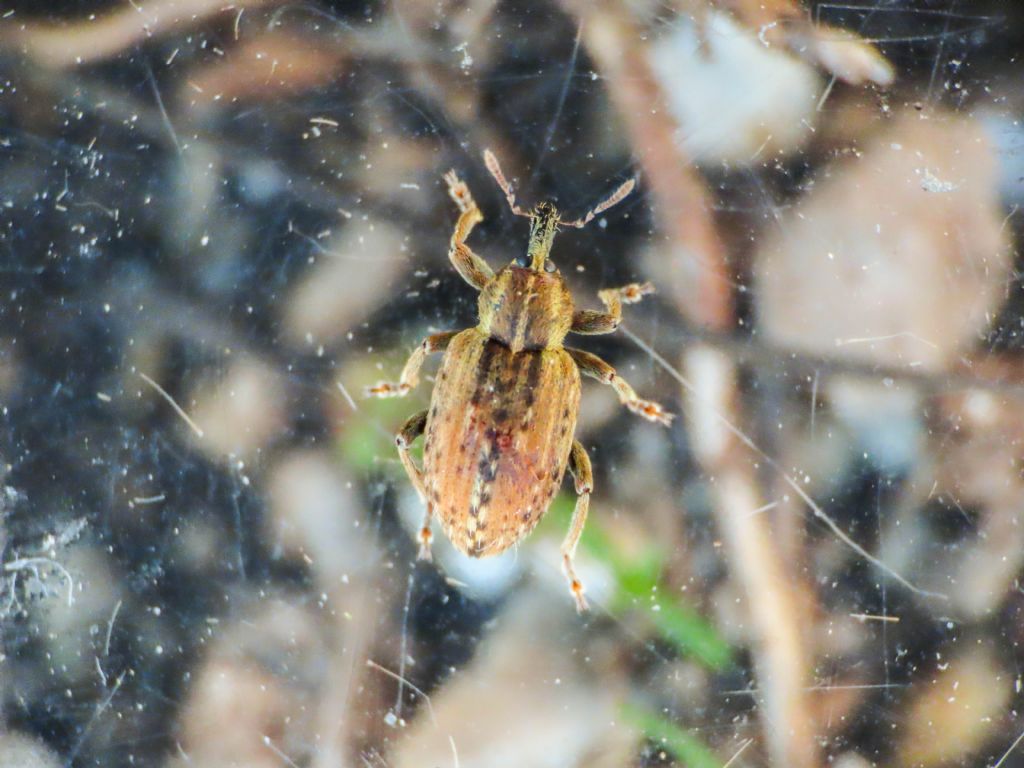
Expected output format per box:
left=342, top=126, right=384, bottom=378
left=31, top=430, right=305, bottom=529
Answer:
left=0, top=1, right=1023, bottom=767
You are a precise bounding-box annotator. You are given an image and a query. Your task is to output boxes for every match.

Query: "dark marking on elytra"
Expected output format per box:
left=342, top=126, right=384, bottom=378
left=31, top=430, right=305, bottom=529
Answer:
left=470, top=341, right=499, bottom=405
left=477, top=454, right=499, bottom=484
left=523, top=352, right=543, bottom=407
left=493, top=368, right=515, bottom=395
left=484, top=424, right=514, bottom=458
left=521, top=290, right=539, bottom=347
left=500, top=351, right=528, bottom=396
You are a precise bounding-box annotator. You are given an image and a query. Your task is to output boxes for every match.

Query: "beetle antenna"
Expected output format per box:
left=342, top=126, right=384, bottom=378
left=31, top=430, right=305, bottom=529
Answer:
left=559, top=177, right=636, bottom=229
left=483, top=149, right=529, bottom=217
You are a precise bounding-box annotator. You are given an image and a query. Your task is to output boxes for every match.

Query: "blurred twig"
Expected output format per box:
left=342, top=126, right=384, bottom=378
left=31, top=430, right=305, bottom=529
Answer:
left=566, top=3, right=732, bottom=331
left=681, top=345, right=820, bottom=768
left=713, top=0, right=895, bottom=86
left=668, top=321, right=1024, bottom=397
left=3, top=0, right=276, bottom=69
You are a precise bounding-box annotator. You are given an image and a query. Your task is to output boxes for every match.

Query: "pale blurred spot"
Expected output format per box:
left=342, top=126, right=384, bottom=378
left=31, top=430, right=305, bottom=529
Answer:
left=283, top=219, right=408, bottom=350
left=188, top=356, right=287, bottom=462
left=895, top=646, right=1011, bottom=768
left=649, top=11, right=823, bottom=165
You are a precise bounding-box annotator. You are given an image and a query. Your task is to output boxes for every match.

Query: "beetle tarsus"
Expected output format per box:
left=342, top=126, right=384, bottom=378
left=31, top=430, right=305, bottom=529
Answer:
left=444, top=170, right=477, bottom=215
left=618, top=281, right=655, bottom=304
left=563, top=554, right=589, bottom=613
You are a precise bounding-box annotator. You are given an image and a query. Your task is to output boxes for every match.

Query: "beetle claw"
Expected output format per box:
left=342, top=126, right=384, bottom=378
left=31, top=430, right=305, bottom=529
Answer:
left=417, top=527, right=434, bottom=562
left=562, top=554, right=590, bottom=613
left=571, top=581, right=589, bottom=613
left=444, top=171, right=476, bottom=214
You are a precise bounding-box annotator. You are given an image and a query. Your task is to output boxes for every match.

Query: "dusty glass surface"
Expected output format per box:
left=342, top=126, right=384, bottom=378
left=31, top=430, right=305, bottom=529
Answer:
left=0, top=2, right=1022, bottom=767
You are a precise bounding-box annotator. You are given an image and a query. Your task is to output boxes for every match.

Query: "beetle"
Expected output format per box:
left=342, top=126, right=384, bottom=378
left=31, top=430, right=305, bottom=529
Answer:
left=368, top=150, right=673, bottom=611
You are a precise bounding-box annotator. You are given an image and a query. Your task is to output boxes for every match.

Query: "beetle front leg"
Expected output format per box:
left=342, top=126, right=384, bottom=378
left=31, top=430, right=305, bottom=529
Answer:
left=395, top=409, right=435, bottom=561
left=443, top=170, right=494, bottom=291
left=570, top=282, right=655, bottom=335
left=563, top=440, right=593, bottom=613
left=567, top=347, right=674, bottom=426
left=366, top=330, right=458, bottom=398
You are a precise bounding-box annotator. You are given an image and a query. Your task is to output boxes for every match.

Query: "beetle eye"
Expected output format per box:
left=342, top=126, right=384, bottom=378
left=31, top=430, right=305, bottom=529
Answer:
left=515, top=255, right=530, bottom=268
left=544, top=260, right=557, bottom=273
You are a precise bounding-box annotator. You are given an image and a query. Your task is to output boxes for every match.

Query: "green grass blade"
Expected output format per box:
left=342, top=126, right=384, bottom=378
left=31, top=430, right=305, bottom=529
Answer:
left=622, top=702, right=722, bottom=768
left=647, top=600, right=732, bottom=670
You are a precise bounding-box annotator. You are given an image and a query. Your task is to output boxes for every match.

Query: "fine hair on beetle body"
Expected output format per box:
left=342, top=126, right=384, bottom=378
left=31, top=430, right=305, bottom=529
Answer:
left=368, top=149, right=673, bottom=612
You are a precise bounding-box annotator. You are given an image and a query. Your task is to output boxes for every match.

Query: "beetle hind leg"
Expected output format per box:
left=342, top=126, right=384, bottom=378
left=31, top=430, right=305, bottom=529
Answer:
left=563, top=440, right=593, bottom=613
left=395, top=409, right=435, bottom=561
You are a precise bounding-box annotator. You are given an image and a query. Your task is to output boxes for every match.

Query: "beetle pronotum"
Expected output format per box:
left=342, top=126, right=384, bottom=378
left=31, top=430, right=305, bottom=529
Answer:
left=369, top=151, right=673, bottom=611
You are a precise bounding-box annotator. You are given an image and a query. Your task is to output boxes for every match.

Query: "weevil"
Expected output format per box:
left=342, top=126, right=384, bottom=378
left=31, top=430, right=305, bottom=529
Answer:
left=368, top=150, right=673, bottom=611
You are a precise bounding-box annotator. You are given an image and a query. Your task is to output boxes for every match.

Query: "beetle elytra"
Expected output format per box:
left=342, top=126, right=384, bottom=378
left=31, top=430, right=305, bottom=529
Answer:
left=369, top=151, right=673, bottom=611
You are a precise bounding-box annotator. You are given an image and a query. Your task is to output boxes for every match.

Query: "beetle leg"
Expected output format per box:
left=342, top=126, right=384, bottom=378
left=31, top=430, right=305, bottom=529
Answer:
left=444, top=170, right=494, bottom=291
left=570, top=282, right=655, bottom=335
left=366, top=330, right=458, bottom=398
left=395, top=409, right=435, bottom=561
left=563, top=440, right=593, bottom=613
left=567, top=347, right=675, bottom=427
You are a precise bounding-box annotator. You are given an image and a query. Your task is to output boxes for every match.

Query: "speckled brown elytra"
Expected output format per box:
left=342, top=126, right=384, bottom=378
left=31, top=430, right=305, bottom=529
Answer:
left=368, top=150, right=673, bottom=611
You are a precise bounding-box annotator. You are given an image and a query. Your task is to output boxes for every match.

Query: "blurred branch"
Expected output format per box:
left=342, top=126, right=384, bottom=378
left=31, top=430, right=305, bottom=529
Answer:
left=713, top=0, right=895, bottom=86
left=562, top=1, right=732, bottom=331
left=682, top=345, right=820, bottom=768
left=670, top=322, right=1024, bottom=397
left=3, top=0, right=276, bottom=69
